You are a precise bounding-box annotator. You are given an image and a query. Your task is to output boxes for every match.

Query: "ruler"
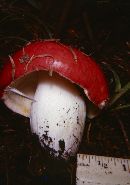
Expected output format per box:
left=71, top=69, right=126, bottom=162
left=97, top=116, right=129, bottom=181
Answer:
left=76, top=154, right=130, bottom=185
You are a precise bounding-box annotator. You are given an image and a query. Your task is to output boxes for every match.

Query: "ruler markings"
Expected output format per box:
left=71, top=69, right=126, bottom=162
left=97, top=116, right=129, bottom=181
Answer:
left=76, top=154, right=130, bottom=185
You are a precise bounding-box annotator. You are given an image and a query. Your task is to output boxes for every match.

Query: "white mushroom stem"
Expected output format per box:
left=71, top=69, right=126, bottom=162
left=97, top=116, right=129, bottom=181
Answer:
left=3, top=71, right=86, bottom=159
left=30, top=72, right=86, bottom=159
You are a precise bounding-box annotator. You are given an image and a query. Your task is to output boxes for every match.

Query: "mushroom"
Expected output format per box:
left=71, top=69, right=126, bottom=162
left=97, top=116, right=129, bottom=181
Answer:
left=0, top=40, right=109, bottom=159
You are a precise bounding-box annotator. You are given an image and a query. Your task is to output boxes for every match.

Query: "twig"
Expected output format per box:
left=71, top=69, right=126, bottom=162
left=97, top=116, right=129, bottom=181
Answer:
left=109, top=82, right=130, bottom=106
left=54, top=0, right=73, bottom=37
left=97, top=31, right=111, bottom=51
left=4, top=145, right=9, bottom=185
left=87, top=121, right=92, bottom=144
left=83, top=12, right=95, bottom=48
left=102, top=62, right=121, bottom=93
left=111, top=104, right=130, bottom=111
left=67, top=163, right=76, bottom=185
left=116, top=114, right=130, bottom=154
left=0, top=36, right=28, bottom=43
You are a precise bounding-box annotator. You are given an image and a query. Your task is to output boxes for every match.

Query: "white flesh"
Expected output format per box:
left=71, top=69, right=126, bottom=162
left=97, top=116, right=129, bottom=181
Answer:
left=30, top=72, right=86, bottom=159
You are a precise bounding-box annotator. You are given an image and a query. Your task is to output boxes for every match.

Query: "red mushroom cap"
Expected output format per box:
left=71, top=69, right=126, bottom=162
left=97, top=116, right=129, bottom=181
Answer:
left=0, top=40, right=109, bottom=108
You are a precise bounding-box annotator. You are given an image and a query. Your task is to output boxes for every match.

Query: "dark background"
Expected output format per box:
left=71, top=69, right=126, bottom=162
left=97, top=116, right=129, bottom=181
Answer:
left=0, top=0, right=130, bottom=185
